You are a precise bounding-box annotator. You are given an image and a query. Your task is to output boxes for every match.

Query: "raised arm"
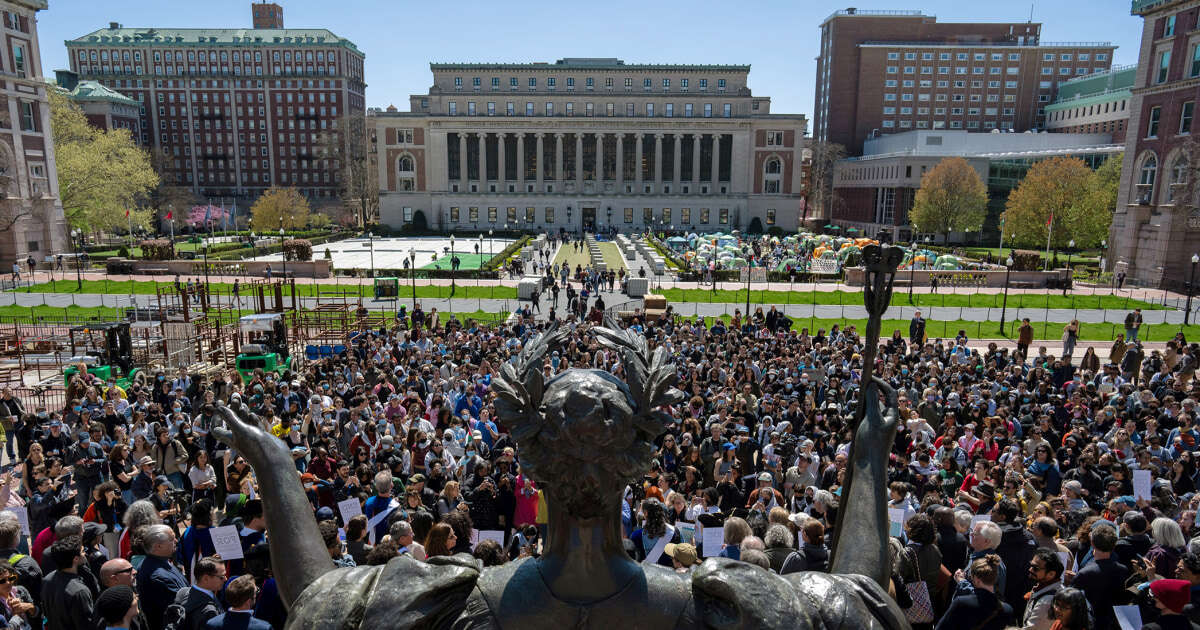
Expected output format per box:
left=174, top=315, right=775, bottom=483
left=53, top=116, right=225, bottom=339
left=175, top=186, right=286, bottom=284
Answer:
left=212, top=402, right=332, bottom=607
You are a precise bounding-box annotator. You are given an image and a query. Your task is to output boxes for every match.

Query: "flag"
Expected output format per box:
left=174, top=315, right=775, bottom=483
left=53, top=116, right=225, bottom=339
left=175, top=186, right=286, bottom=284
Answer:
left=1046, top=213, right=1053, bottom=227
left=165, top=209, right=173, bottom=220
left=203, top=204, right=212, bottom=224
left=124, top=209, right=129, bottom=218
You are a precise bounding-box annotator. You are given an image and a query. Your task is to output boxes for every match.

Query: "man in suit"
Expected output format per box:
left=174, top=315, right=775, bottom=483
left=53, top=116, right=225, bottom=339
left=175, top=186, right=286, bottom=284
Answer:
left=134, top=524, right=186, bottom=630
left=205, top=575, right=270, bottom=630
left=174, top=556, right=225, bottom=630
left=1069, top=524, right=1129, bottom=630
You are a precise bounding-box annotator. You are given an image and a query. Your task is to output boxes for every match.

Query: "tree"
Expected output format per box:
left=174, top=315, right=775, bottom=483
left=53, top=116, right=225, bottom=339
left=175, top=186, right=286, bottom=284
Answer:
left=147, top=147, right=198, bottom=232
left=1002, top=156, right=1096, bottom=249
left=909, top=157, right=987, bottom=240
left=185, top=204, right=230, bottom=229
left=804, top=140, right=845, bottom=223
left=315, top=113, right=378, bottom=227
left=251, top=187, right=310, bottom=231
left=50, top=90, right=159, bottom=232
left=1074, top=152, right=1123, bottom=248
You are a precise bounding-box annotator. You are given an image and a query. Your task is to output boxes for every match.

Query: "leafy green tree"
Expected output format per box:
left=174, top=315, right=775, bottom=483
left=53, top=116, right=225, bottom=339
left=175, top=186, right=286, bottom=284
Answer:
left=909, top=157, right=988, bottom=240
left=1073, top=153, right=1122, bottom=248
left=50, top=90, right=159, bottom=232
left=1002, top=156, right=1098, bottom=249
left=251, top=187, right=311, bottom=231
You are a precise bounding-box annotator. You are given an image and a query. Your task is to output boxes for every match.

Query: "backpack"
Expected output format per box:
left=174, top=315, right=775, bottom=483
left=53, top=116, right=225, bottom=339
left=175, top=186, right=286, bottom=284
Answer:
left=162, top=586, right=220, bottom=630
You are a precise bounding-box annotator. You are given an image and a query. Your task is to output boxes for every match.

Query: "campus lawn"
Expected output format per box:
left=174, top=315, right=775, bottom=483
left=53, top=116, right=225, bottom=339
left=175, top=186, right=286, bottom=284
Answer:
left=956, top=246, right=1101, bottom=264
left=15, top=279, right=519, bottom=300
left=658, top=288, right=1165, bottom=311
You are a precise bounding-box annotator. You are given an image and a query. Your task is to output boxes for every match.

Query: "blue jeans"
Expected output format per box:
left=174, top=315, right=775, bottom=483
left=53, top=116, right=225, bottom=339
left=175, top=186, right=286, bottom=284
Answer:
left=1126, top=327, right=1139, bottom=343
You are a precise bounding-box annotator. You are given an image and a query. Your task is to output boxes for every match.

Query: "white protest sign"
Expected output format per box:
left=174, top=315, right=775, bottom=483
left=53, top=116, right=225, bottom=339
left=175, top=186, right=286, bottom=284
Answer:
left=1133, top=469, right=1152, bottom=502
left=887, top=508, right=906, bottom=538
left=971, top=514, right=992, bottom=530
left=2, top=507, right=28, bottom=537
left=1114, top=605, right=1142, bottom=630
left=209, top=525, right=244, bottom=561
left=702, top=527, right=724, bottom=558
left=337, top=498, right=362, bottom=523
left=477, top=530, right=505, bottom=547
left=677, top=522, right=696, bottom=545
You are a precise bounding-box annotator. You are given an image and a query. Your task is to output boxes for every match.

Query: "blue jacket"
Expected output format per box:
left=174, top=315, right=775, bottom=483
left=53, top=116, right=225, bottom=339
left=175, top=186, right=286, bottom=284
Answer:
left=136, top=554, right=187, bottom=630
left=205, top=611, right=272, bottom=630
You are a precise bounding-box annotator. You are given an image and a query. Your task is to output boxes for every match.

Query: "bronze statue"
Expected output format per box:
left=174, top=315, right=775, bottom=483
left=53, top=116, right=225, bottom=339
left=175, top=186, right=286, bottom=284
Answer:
left=213, top=244, right=909, bottom=629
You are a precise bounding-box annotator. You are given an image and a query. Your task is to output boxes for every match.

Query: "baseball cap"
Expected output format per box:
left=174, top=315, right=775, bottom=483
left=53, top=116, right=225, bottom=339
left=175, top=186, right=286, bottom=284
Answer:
left=664, top=542, right=700, bottom=567
left=315, top=506, right=336, bottom=522
left=758, top=472, right=772, bottom=482
left=722, top=442, right=735, bottom=451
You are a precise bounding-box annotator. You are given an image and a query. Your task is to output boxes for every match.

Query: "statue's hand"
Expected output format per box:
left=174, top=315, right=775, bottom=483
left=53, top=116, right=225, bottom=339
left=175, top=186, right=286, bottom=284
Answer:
left=212, top=402, right=283, bottom=469
left=692, top=558, right=813, bottom=629
left=854, top=376, right=900, bottom=456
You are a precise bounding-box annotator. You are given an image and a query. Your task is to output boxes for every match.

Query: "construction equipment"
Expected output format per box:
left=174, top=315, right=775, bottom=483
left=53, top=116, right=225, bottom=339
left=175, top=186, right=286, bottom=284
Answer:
left=234, top=313, right=293, bottom=383
left=63, top=322, right=144, bottom=388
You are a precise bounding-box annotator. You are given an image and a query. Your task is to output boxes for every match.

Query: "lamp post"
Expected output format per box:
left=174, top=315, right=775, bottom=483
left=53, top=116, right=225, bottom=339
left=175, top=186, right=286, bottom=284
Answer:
left=1063, top=239, right=1075, bottom=297
left=201, top=235, right=210, bottom=298
left=487, top=230, right=494, bottom=298
left=368, top=231, right=375, bottom=279
left=1188, top=253, right=1199, bottom=325
left=908, top=239, right=917, bottom=304
left=1000, top=255, right=1014, bottom=336
left=449, top=234, right=456, bottom=297
left=279, top=227, right=288, bottom=287
left=71, top=228, right=82, bottom=291
left=408, top=248, right=417, bottom=310
left=606, top=207, right=613, bottom=235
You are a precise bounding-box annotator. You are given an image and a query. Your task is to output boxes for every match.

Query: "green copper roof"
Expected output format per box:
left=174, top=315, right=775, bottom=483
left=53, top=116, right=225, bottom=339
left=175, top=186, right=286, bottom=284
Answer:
left=1054, top=66, right=1136, bottom=102
left=63, top=80, right=137, bottom=106
left=66, top=27, right=362, bottom=54
left=1044, top=89, right=1130, bottom=113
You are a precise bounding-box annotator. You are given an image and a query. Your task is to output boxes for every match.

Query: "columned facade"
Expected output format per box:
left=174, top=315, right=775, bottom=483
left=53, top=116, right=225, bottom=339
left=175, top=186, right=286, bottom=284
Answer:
left=372, top=58, right=807, bottom=232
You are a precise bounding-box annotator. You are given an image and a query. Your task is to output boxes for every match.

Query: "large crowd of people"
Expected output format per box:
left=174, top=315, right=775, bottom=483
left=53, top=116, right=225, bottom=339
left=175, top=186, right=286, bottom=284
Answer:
left=1, top=279, right=1199, bottom=629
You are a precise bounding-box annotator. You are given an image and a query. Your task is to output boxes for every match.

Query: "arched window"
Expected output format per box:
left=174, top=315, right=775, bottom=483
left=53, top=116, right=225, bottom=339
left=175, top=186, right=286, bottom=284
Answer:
left=1137, top=154, right=1158, bottom=204
left=398, top=155, right=414, bottom=172
left=1169, top=156, right=1188, bottom=203
left=763, top=156, right=782, bottom=193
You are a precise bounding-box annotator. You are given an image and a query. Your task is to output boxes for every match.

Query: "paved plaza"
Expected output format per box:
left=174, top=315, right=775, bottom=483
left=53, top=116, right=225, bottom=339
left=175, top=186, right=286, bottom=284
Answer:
left=250, top=236, right=515, bottom=270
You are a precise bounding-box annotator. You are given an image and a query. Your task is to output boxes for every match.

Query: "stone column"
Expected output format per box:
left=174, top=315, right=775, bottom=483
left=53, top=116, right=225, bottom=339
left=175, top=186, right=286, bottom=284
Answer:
left=635, top=133, right=644, bottom=187
left=516, top=133, right=525, bottom=190
left=479, top=133, right=488, bottom=186
left=555, top=133, right=564, bottom=183
left=672, top=134, right=682, bottom=186
left=535, top=133, right=545, bottom=190
left=575, top=133, right=584, bottom=190
left=458, top=133, right=468, bottom=184
left=616, top=133, right=625, bottom=189
left=654, top=133, right=664, bottom=190
left=692, top=134, right=701, bottom=185
left=497, top=132, right=507, bottom=187
left=595, top=132, right=604, bottom=182
left=711, top=133, right=721, bottom=189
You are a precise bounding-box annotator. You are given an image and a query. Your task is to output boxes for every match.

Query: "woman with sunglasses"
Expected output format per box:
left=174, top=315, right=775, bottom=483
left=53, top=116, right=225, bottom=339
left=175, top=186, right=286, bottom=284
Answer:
left=0, top=564, right=35, bottom=629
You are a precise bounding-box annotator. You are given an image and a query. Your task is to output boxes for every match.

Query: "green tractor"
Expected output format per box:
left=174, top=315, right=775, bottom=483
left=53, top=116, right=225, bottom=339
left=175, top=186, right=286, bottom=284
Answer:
left=63, top=322, right=146, bottom=388
left=235, top=313, right=293, bottom=384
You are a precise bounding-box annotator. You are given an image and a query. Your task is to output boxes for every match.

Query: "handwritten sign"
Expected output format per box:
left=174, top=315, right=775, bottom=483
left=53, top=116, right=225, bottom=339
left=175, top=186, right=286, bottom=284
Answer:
left=2, top=507, right=28, bottom=537
left=701, top=527, right=724, bottom=558
left=477, top=530, right=505, bottom=547
left=677, top=522, right=696, bottom=545
left=887, top=508, right=906, bottom=538
left=1133, top=469, right=1152, bottom=502
left=209, top=525, right=243, bottom=561
left=337, top=498, right=362, bottom=524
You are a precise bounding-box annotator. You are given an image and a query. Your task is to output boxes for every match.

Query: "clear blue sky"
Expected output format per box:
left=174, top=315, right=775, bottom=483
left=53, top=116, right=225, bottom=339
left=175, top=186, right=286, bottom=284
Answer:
left=38, top=0, right=1144, bottom=120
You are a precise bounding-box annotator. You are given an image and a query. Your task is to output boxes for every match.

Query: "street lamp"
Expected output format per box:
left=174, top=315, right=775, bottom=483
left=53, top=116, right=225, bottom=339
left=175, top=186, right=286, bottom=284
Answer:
left=908, top=241, right=917, bottom=304
left=1188, top=253, right=1199, bottom=325
left=449, top=234, right=456, bottom=297
left=408, top=248, right=417, bottom=310
left=368, top=231, right=375, bottom=279
left=1063, top=239, right=1075, bottom=297
left=279, top=227, right=288, bottom=285
left=71, top=228, right=82, bottom=291
left=201, top=235, right=210, bottom=300
left=487, top=230, right=494, bottom=298
left=1000, top=255, right=1014, bottom=335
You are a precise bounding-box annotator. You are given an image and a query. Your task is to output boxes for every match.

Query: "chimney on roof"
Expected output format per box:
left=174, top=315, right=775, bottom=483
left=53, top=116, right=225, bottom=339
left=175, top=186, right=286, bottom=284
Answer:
left=55, top=69, right=78, bottom=92
left=108, top=21, right=120, bottom=29
left=846, top=7, right=857, bottom=14
left=252, top=1, right=283, bottom=29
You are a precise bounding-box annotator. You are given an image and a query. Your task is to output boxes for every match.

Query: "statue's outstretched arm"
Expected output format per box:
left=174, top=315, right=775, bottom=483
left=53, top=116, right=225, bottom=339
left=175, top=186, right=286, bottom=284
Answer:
left=830, top=376, right=900, bottom=588
left=213, top=402, right=333, bottom=607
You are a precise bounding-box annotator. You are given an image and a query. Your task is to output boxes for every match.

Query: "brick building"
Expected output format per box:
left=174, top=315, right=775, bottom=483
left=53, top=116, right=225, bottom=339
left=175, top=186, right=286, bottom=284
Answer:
left=813, top=9, right=1116, bottom=156
left=369, top=58, right=807, bottom=233
left=1044, top=65, right=1134, bottom=143
left=53, top=69, right=140, bottom=135
left=0, top=0, right=67, bottom=265
left=64, top=2, right=366, bottom=204
left=1110, top=0, right=1200, bottom=289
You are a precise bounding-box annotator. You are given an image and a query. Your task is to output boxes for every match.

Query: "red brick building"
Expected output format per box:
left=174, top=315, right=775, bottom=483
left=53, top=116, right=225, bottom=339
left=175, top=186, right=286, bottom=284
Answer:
left=813, top=9, right=1116, bottom=155
left=64, top=2, right=366, bottom=204
left=1110, top=0, right=1200, bottom=289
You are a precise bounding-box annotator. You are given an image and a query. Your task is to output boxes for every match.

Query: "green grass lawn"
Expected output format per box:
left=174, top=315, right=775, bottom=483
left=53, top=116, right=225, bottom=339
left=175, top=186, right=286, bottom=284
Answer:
left=15, top=279, right=519, bottom=300
left=552, top=241, right=628, bottom=272
left=957, top=246, right=1100, bottom=264
left=659, top=288, right=1165, bottom=311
